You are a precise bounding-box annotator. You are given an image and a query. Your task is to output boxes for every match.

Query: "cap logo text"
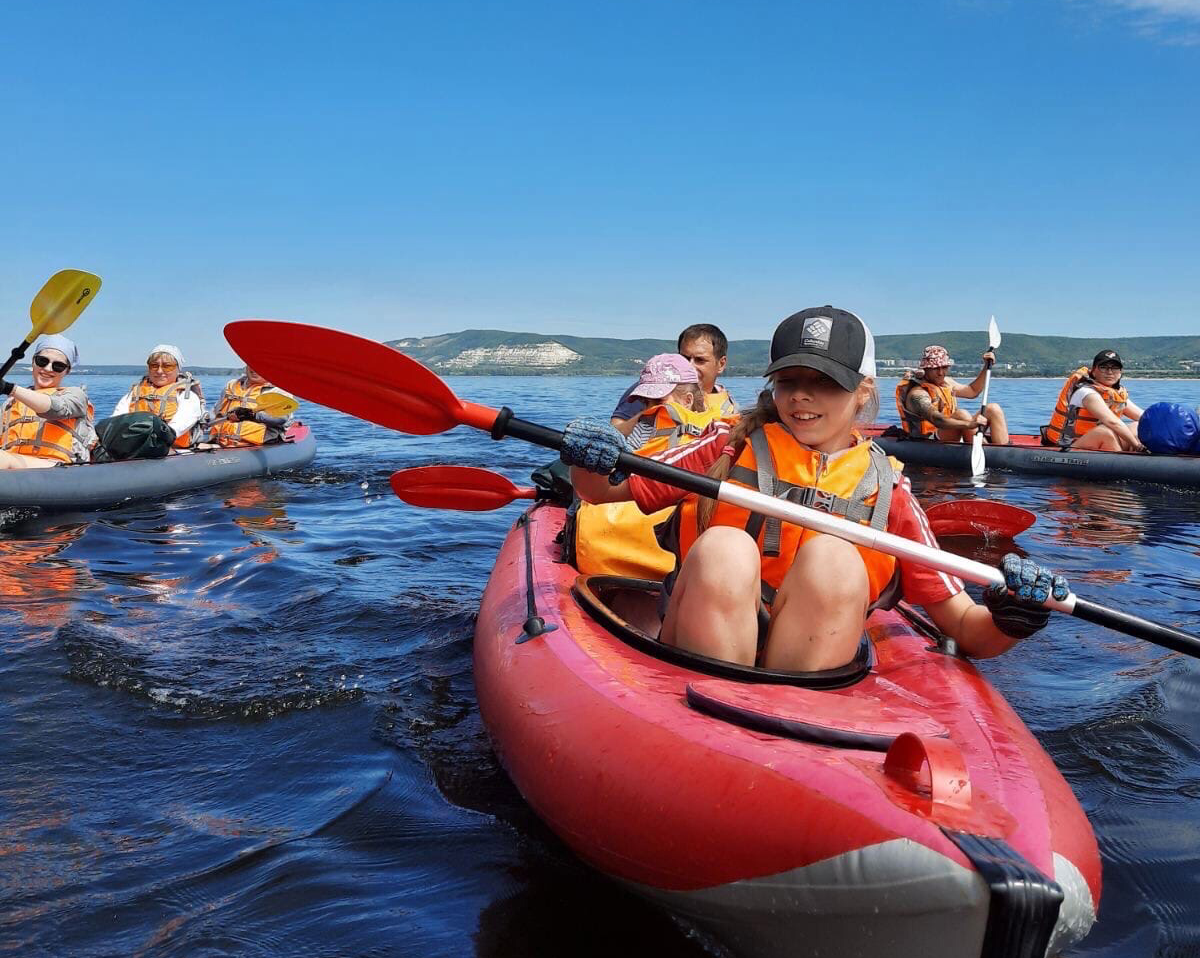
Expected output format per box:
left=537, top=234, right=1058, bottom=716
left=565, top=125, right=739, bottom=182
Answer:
left=801, top=317, right=832, bottom=350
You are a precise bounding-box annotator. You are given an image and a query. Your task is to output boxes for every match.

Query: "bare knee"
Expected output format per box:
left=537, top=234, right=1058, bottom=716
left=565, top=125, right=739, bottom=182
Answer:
left=663, top=527, right=759, bottom=664
left=684, top=527, right=760, bottom=591
left=778, top=536, right=869, bottom=605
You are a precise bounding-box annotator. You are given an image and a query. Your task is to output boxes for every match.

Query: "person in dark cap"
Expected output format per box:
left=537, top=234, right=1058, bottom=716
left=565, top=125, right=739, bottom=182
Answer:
left=560, top=306, right=1069, bottom=673
left=1041, top=349, right=1144, bottom=451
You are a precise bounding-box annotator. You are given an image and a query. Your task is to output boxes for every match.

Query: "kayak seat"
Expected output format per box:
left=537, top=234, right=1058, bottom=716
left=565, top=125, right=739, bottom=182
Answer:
left=573, top=574, right=872, bottom=690
left=686, top=679, right=948, bottom=751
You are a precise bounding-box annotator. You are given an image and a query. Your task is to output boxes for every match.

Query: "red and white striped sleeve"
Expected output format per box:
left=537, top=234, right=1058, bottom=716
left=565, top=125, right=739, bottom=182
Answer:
left=885, top=475, right=966, bottom=605
left=626, top=420, right=732, bottom=514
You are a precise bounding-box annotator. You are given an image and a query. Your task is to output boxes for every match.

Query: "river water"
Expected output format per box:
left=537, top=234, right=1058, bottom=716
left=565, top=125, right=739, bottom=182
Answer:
left=3, top=371, right=1200, bottom=957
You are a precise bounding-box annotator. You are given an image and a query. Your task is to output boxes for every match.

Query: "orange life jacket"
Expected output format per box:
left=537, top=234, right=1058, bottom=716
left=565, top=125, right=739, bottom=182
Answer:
left=574, top=403, right=726, bottom=579
left=209, top=379, right=288, bottom=447
left=1042, top=367, right=1129, bottom=447
left=0, top=388, right=95, bottom=464
left=895, top=377, right=957, bottom=438
left=630, top=401, right=726, bottom=455
left=127, top=374, right=205, bottom=448
left=703, top=387, right=739, bottom=419
left=675, top=424, right=900, bottom=608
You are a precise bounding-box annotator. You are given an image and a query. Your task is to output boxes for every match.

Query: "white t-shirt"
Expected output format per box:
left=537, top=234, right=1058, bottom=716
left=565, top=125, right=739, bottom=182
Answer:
left=1067, top=385, right=1099, bottom=410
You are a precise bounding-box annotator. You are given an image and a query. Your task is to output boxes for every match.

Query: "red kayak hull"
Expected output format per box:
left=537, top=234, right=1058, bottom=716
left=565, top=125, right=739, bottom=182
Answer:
left=474, top=505, right=1101, bottom=957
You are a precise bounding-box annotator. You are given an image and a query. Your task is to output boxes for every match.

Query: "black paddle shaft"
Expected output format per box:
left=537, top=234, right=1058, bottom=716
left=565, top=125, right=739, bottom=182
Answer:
left=492, top=409, right=723, bottom=501
left=1071, top=599, right=1200, bottom=658
left=0, top=343, right=30, bottom=381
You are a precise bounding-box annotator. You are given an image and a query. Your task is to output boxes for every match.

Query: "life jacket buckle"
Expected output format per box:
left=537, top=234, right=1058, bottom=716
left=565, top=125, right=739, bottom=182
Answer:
left=786, top=486, right=837, bottom=514
left=809, top=488, right=837, bottom=513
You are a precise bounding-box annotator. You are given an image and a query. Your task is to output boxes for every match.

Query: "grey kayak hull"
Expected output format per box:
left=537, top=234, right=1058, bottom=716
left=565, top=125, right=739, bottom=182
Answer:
left=0, top=424, right=315, bottom=510
left=869, top=429, right=1200, bottom=488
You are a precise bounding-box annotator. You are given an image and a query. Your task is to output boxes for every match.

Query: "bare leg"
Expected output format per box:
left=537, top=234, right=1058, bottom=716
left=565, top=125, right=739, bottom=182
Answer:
left=0, top=451, right=61, bottom=470
left=1071, top=426, right=1121, bottom=451
left=661, top=526, right=760, bottom=665
left=935, top=426, right=970, bottom=443
left=982, top=403, right=1009, bottom=445
left=764, top=535, right=869, bottom=671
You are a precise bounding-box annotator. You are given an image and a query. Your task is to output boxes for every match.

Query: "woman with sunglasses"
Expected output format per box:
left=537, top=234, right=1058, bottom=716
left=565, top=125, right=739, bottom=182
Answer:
left=1041, top=349, right=1144, bottom=452
left=0, top=334, right=95, bottom=469
left=112, top=344, right=207, bottom=450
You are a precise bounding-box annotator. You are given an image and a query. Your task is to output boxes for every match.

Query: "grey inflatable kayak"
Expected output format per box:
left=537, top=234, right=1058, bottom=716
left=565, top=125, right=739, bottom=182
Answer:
left=0, top=424, right=315, bottom=510
left=866, top=428, right=1200, bottom=488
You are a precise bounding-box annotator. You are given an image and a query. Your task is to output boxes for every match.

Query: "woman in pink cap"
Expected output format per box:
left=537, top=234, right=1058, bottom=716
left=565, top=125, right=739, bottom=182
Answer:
left=895, top=344, right=1009, bottom=444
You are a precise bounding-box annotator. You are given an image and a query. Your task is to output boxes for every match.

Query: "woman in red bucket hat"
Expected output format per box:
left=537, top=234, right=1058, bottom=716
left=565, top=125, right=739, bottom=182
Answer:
left=894, top=344, right=1009, bottom=444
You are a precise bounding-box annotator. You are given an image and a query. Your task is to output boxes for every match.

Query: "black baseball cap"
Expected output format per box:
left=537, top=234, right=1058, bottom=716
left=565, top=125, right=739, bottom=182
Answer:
left=1093, top=349, right=1123, bottom=368
left=763, top=306, right=876, bottom=392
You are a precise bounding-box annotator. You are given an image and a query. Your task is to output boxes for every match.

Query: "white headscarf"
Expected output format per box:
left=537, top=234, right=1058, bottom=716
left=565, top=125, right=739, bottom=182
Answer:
left=148, top=344, right=185, bottom=368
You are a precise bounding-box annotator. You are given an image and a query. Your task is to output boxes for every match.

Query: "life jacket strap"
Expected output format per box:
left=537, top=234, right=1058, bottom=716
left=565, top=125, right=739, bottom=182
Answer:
left=731, top=436, right=894, bottom=558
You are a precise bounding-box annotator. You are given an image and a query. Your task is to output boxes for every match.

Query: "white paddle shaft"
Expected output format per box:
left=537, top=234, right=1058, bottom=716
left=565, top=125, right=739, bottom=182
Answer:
left=717, top=482, right=1076, bottom=614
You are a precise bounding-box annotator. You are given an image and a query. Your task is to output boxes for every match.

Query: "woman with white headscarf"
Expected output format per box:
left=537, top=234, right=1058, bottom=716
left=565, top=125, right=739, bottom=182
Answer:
left=112, top=344, right=207, bottom=450
left=0, top=334, right=95, bottom=469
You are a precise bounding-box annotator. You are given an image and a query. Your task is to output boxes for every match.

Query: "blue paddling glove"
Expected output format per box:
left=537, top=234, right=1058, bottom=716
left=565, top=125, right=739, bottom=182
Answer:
left=983, top=553, right=1070, bottom=640
left=560, top=417, right=629, bottom=483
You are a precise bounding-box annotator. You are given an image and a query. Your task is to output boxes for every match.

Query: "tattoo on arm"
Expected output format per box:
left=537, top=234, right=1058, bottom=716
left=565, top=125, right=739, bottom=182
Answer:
left=910, top=391, right=949, bottom=426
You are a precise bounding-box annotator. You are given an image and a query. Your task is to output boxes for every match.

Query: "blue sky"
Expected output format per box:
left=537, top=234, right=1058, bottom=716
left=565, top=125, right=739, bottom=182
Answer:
left=1, top=0, right=1197, bottom=364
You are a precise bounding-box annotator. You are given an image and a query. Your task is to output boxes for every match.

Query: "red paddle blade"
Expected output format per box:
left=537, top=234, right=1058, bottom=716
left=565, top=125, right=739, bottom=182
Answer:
left=924, top=499, right=1036, bottom=539
left=223, top=320, right=498, bottom=435
left=390, top=466, right=537, bottom=511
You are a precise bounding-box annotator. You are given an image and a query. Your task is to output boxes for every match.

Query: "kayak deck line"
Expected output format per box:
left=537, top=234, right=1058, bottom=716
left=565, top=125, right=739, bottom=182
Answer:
left=474, top=503, right=1101, bottom=958
left=0, top=423, right=316, bottom=511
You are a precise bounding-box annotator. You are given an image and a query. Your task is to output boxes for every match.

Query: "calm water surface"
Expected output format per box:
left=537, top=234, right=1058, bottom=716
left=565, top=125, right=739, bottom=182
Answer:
left=4, top=372, right=1200, bottom=957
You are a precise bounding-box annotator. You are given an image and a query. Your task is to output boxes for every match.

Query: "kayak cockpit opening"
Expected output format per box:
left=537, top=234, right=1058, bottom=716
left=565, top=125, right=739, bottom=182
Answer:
left=572, top=573, right=872, bottom=689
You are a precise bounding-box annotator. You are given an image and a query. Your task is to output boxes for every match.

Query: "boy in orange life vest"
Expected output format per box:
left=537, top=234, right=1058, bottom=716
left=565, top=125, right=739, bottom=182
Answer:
left=565, top=307, right=1067, bottom=672
left=0, top=334, right=95, bottom=469
left=896, top=345, right=1010, bottom=444
left=612, top=324, right=739, bottom=426
left=206, top=366, right=293, bottom=447
left=112, top=344, right=207, bottom=449
left=1041, top=350, right=1144, bottom=452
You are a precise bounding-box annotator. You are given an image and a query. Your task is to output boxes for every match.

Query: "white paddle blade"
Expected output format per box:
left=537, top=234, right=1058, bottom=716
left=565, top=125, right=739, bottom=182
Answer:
left=988, top=315, right=1001, bottom=350
left=970, top=433, right=987, bottom=477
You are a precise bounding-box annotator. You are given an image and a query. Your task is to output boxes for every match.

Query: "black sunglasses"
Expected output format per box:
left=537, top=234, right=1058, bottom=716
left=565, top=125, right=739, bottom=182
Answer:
left=33, top=355, right=70, bottom=373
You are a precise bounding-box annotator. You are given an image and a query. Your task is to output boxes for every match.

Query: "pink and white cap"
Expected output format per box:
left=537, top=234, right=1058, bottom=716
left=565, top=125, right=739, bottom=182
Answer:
left=629, top=353, right=700, bottom=400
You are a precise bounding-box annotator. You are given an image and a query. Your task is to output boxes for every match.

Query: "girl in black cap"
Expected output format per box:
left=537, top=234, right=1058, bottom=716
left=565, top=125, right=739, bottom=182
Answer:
left=563, top=308, right=1069, bottom=673
left=1041, top=350, right=1144, bottom=452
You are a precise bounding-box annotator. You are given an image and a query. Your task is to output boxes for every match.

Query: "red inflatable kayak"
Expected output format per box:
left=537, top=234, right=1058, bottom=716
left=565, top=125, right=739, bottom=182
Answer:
left=475, top=504, right=1101, bottom=958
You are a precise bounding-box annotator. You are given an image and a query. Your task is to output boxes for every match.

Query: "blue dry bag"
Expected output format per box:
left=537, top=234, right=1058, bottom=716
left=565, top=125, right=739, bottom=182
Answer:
left=1137, top=402, right=1200, bottom=455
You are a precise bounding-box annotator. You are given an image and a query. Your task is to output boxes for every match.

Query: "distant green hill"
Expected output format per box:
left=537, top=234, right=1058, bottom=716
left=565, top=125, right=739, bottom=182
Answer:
left=385, top=329, right=1200, bottom=378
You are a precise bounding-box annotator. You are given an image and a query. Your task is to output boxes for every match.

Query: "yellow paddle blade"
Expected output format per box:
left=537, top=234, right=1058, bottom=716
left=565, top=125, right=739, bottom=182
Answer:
left=256, top=391, right=298, bottom=418
left=28, top=270, right=102, bottom=342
